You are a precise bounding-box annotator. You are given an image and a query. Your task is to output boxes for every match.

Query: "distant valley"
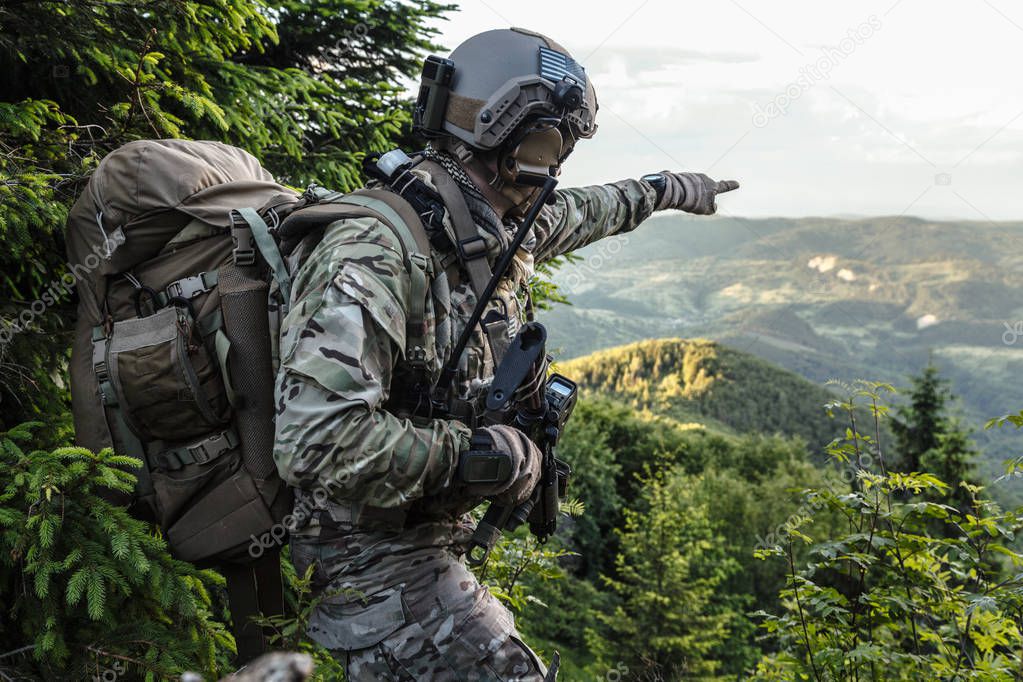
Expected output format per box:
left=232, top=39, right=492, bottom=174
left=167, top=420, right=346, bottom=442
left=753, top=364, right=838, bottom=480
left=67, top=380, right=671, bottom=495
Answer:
left=543, top=213, right=1023, bottom=494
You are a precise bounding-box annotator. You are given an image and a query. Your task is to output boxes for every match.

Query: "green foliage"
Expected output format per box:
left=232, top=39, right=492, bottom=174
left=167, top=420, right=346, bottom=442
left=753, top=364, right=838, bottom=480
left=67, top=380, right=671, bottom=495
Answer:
left=691, top=441, right=845, bottom=651
left=471, top=491, right=587, bottom=613
left=508, top=388, right=846, bottom=676
left=988, top=409, right=1023, bottom=484
left=516, top=569, right=613, bottom=665
left=588, top=468, right=740, bottom=680
left=528, top=355, right=1001, bottom=678
left=253, top=556, right=348, bottom=681
left=550, top=405, right=623, bottom=579
left=0, top=424, right=233, bottom=680
left=754, top=387, right=1023, bottom=680
left=0, top=0, right=449, bottom=427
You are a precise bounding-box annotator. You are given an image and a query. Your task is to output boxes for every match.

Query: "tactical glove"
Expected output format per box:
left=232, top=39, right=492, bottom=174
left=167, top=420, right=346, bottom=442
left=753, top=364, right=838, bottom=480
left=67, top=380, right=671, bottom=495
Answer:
left=458, top=425, right=542, bottom=506
left=642, top=171, right=740, bottom=215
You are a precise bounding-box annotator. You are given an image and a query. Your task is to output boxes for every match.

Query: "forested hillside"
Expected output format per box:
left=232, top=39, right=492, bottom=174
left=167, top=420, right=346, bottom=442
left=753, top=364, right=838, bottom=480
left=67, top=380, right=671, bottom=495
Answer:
left=495, top=338, right=1022, bottom=679
left=560, top=337, right=844, bottom=448
left=513, top=342, right=847, bottom=677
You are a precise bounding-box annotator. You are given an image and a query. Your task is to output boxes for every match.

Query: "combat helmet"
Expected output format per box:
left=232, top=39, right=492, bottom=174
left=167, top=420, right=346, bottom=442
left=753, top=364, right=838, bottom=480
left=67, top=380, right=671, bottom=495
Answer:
left=414, top=27, right=598, bottom=183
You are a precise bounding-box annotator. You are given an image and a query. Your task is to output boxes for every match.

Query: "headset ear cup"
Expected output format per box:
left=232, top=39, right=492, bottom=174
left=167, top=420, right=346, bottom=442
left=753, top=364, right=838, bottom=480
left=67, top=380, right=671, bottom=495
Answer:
left=499, top=151, right=519, bottom=184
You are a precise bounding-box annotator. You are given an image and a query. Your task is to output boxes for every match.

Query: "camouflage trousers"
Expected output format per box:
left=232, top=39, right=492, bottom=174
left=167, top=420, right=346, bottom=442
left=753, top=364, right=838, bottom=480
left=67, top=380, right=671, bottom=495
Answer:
left=290, top=518, right=550, bottom=681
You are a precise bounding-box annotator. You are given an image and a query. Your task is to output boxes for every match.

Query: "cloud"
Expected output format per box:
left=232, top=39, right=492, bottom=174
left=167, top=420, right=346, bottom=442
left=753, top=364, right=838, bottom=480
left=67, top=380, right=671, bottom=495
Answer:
left=585, top=46, right=761, bottom=74
left=430, top=1, right=1023, bottom=219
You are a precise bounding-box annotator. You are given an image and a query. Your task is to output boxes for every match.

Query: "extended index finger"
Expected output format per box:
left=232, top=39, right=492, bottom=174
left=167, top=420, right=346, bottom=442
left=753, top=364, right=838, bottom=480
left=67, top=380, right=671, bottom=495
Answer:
left=716, top=179, right=740, bottom=193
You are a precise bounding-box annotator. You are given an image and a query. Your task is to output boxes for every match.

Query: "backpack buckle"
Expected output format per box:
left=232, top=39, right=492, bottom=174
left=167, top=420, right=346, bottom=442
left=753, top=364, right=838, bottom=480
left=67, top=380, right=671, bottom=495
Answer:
left=189, top=430, right=237, bottom=464
left=231, top=215, right=257, bottom=267
left=166, top=271, right=218, bottom=301
left=156, top=430, right=238, bottom=470
left=408, top=345, right=428, bottom=367
left=409, top=252, right=433, bottom=277
left=456, top=235, right=487, bottom=262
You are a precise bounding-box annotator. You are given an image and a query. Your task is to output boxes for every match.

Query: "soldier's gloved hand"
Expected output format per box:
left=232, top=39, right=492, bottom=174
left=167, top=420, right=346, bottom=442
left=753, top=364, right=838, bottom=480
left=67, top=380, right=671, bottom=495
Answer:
left=458, top=425, right=542, bottom=506
left=642, top=171, right=740, bottom=215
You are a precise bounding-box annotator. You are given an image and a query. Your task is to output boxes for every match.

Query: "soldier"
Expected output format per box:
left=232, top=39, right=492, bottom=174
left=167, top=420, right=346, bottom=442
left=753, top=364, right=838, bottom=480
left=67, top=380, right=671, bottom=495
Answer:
left=273, top=27, right=738, bottom=680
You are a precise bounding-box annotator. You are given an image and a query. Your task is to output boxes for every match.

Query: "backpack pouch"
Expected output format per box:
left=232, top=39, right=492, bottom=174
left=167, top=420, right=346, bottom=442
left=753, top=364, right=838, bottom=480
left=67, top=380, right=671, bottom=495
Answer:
left=166, top=467, right=279, bottom=564
left=147, top=430, right=243, bottom=525
left=108, top=305, right=230, bottom=442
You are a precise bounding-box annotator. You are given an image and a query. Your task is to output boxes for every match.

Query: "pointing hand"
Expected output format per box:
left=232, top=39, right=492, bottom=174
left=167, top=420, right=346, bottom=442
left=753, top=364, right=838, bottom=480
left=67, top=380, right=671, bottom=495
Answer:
left=643, top=171, right=740, bottom=215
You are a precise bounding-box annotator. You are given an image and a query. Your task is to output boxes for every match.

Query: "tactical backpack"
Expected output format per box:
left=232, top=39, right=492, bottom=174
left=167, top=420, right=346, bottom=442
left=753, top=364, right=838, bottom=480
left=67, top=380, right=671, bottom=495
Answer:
left=65, top=139, right=440, bottom=663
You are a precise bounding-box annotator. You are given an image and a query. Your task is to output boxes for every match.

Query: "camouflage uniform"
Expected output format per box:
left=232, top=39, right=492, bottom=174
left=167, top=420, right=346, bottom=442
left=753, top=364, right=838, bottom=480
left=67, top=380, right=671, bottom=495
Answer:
left=274, top=164, right=656, bottom=680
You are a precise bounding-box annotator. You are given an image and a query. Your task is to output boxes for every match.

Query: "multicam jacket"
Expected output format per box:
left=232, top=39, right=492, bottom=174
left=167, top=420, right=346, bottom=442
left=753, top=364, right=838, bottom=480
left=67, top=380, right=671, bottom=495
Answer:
left=273, top=165, right=656, bottom=529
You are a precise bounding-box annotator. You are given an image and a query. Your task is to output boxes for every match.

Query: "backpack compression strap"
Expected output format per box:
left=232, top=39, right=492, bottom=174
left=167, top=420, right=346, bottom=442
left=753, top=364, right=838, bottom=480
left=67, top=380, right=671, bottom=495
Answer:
left=232, top=207, right=291, bottom=306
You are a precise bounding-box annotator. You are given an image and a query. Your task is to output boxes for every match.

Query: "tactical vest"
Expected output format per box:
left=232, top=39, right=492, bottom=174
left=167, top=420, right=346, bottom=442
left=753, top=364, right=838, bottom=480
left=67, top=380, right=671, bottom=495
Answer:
left=362, top=155, right=519, bottom=425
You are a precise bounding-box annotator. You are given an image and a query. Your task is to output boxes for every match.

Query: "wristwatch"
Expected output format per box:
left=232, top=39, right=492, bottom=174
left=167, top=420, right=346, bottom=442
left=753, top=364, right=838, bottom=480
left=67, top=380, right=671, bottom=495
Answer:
left=641, top=173, right=667, bottom=203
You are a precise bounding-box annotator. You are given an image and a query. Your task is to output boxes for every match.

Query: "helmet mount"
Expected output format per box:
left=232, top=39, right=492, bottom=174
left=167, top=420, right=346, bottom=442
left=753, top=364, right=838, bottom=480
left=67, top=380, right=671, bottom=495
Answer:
left=414, top=56, right=456, bottom=134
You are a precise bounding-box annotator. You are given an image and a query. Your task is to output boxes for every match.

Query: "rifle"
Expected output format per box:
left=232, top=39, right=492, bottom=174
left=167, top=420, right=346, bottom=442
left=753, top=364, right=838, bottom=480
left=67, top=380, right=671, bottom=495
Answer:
left=428, top=175, right=576, bottom=566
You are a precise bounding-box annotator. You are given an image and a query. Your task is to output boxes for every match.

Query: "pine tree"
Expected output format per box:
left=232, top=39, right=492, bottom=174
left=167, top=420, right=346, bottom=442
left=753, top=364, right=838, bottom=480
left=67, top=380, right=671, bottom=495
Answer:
left=588, top=468, right=739, bottom=679
left=0, top=423, right=234, bottom=680
left=891, top=360, right=948, bottom=472
left=891, top=361, right=976, bottom=511
left=0, top=0, right=449, bottom=427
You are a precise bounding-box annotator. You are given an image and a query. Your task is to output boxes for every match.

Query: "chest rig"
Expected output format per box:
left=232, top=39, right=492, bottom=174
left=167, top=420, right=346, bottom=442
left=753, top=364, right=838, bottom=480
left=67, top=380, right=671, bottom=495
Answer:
left=363, top=150, right=524, bottom=426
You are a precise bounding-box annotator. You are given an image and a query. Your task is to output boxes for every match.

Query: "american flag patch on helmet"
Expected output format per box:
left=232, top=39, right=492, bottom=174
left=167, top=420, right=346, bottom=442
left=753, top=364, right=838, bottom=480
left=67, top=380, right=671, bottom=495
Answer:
left=538, top=46, right=587, bottom=85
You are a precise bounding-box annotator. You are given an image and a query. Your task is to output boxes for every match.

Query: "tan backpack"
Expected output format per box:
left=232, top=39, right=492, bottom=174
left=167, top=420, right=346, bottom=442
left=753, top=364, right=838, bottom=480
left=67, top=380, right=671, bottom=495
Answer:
left=65, top=139, right=436, bottom=663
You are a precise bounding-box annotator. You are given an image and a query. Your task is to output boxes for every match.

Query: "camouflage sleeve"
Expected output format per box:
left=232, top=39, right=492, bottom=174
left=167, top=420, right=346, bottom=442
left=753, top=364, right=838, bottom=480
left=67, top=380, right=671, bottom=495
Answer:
left=273, top=217, right=471, bottom=509
left=530, top=178, right=658, bottom=264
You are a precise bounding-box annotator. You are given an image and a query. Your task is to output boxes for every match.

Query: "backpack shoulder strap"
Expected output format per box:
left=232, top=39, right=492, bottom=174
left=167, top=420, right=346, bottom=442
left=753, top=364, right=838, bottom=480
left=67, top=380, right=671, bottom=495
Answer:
left=333, top=190, right=434, bottom=352
left=345, top=188, right=433, bottom=256
left=415, top=160, right=493, bottom=300
left=223, top=549, right=286, bottom=665
left=276, top=189, right=436, bottom=357
left=231, top=207, right=292, bottom=306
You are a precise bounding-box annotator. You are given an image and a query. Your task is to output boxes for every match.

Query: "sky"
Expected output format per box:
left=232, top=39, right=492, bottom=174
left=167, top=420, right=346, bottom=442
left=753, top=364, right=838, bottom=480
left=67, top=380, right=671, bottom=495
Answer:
left=423, top=0, right=1023, bottom=220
